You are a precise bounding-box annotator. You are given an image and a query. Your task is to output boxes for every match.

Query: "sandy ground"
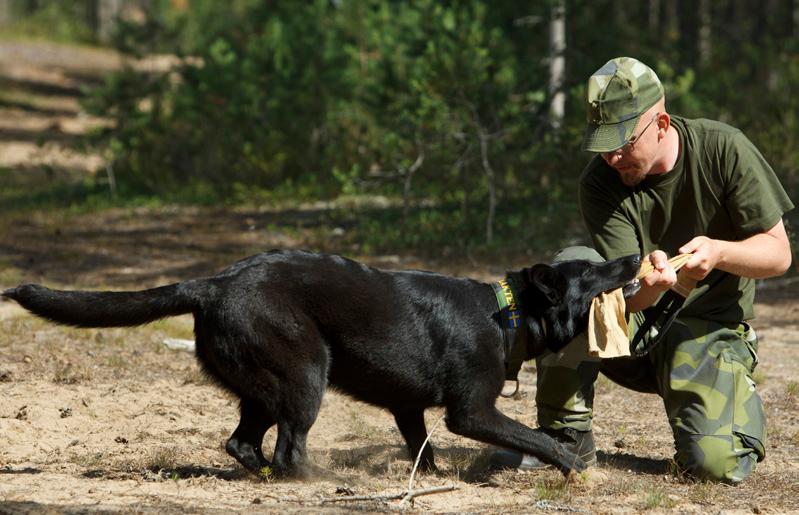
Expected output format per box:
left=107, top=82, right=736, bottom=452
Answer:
left=2, top=300, right=799, bottom=515
left=0, top=208, right=797, bottom=514
left=0, top=297, right=798, bottom=515
left=0, top=39, right=798, bottom=514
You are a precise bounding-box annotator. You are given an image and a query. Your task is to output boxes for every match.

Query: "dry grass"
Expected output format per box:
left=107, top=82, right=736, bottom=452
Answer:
left=141, top=446, right=181, bottom=473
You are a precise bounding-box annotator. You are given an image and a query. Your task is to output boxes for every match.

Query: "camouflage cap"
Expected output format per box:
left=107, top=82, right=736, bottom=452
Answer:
left=582, top=57, right=664, bottom=153
left=552, top=246, right=604, bottom=263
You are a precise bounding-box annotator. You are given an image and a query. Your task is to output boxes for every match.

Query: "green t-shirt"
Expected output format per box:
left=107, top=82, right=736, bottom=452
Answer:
left=579, top=116, right=795, bottom=323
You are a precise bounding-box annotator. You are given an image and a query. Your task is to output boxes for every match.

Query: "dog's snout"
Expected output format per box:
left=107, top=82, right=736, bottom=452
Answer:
left=623, top=254, right=642, bottom=274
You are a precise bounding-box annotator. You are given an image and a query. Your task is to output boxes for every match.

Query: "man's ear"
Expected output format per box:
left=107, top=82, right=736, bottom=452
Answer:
left=527, top=264, right=565, bottom=305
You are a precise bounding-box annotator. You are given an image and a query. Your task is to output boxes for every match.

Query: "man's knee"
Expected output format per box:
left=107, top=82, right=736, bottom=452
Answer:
left=535, top=332, right=601, bottom=431
left=534, top=251, right=603, bottom=432
left=674, top=432, right=762, bottom=484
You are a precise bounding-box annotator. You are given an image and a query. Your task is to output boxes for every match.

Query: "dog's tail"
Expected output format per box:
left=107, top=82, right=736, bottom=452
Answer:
left=1, top=281, right=207, bottom=328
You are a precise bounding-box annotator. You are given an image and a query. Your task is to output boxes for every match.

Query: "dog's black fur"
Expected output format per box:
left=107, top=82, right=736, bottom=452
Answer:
left=2, top=250, right=640, bottom=477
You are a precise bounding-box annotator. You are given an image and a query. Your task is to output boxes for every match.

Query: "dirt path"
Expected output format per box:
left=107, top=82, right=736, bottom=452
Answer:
left=1, top=39, right=798, bottom=514
left=0, top=40, right=112, bottom=175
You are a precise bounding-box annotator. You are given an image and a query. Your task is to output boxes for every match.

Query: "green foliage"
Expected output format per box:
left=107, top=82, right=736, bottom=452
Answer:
left=54, top=0, right=798, bottom=253
left=84, top=3, right=567, bottom=232
left=258, top=465, right=274, bottom=481
left=0, top=1, right=96, bottom=43
left=87, top=0, right=355, bottom=197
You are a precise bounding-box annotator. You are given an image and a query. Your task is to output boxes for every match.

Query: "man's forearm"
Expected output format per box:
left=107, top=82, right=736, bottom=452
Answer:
left=627, top=220, right=792, bottom=313
left=712, top=232, right=792, bottom=279
left=626, top=284, right=665, bottom=313
left=680, top=220, right=792, bottom=281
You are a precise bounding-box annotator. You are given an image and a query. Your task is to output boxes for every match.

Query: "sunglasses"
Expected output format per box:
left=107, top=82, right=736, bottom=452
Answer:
left=606, top=112, right=660, bottom=155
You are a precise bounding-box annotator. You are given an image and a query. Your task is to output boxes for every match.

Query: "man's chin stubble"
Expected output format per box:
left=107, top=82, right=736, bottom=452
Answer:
left=616, top=169, right=646, bottom=187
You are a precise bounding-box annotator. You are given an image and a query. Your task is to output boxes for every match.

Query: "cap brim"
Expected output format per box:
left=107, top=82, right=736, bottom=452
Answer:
left=582, top=114, right=642, bottom=153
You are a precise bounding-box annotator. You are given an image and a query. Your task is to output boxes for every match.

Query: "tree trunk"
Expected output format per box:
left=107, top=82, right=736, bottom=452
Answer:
left=400, top=148, right=424, bottom=230
left=648, top=0, right=660, bottom=33
left=548, top=0, right=566, bottom=131
left=795, top=0, right=799, bottom=38
left=97, top=0, right=123, bottom=43
left=477, top=126, right=496, bottom=244
left=698, top=0, right=712, bottom=68
left=612, top=0, right=627, bottom=27
left=454, top=143, right=472, bottom=222
left=0, top=0, right=11, bottom=27
left=664, top=0, right=678, bottom=43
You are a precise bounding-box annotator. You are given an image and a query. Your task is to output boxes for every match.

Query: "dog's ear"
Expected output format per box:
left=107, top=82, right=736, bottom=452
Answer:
left=527, top=264, right=565, bottom=305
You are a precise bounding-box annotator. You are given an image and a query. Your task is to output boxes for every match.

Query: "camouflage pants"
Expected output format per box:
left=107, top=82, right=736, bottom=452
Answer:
left=536, top=248, right=766, bottom=483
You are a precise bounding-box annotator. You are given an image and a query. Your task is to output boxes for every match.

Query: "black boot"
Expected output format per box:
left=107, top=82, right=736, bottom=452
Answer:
left=489, top=427, right=596, bottom=471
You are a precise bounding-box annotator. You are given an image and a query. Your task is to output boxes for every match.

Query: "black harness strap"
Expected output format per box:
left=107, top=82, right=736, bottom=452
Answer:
left=629, top=289, right=686, bottom=357
left=630, top=272, right=724, bottom=357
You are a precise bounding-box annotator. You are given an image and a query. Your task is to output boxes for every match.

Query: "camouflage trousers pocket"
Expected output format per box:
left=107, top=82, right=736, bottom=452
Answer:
left=737, top=322, right=759, bottom=372
left=723, top=348, right=766, bottom=461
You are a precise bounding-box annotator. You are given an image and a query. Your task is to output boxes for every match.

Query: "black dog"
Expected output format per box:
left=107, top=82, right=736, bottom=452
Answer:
left=2, top=250, right=640, bottom=477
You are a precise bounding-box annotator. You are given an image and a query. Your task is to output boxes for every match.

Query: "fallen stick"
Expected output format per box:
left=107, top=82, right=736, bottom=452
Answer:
left=399, top=414, right=447, bottom=506
left=407, top=415, right=445, bottom=490
left=319, top=485, right=457, bottom=504
left=320, top=413, right=457, bottom=507
left=400, top=484, right=458, bottom=503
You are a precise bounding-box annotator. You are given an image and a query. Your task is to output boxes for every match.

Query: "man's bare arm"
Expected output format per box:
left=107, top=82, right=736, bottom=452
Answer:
left=626, top=219, right=792, bottom=313
left=678, top=219, right=792, bottom=281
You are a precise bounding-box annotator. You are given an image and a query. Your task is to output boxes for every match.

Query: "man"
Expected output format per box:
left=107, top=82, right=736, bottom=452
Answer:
left=493, top=57, right=793, bottom=483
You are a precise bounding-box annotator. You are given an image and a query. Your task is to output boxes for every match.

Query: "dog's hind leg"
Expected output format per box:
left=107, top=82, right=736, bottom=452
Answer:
left=392, top=409, right=435, bottom=471
left=225, top=397, right=275, bottom=474
left=272, top=419, right=314, bottom=478
left=270, top=355, right=329, bottom=478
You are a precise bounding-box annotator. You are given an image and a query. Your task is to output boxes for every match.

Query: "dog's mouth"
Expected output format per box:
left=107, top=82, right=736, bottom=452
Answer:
left=622, top=279, right=641, bottom=299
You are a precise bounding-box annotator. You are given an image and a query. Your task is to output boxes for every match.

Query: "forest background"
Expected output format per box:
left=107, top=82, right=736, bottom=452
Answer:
left=1, top=0, right=797, bottom=259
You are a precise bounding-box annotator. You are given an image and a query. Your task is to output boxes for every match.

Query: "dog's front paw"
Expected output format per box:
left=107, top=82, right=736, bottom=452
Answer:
left=555, top=453, right=587, bottom=477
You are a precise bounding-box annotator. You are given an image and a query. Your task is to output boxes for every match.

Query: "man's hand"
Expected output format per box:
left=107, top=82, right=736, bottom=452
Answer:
left=626, top=250, right=677, bottom=312
left=641, top=250, right=678, bottom=291
left=678, top=236, right=722, bottom=282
